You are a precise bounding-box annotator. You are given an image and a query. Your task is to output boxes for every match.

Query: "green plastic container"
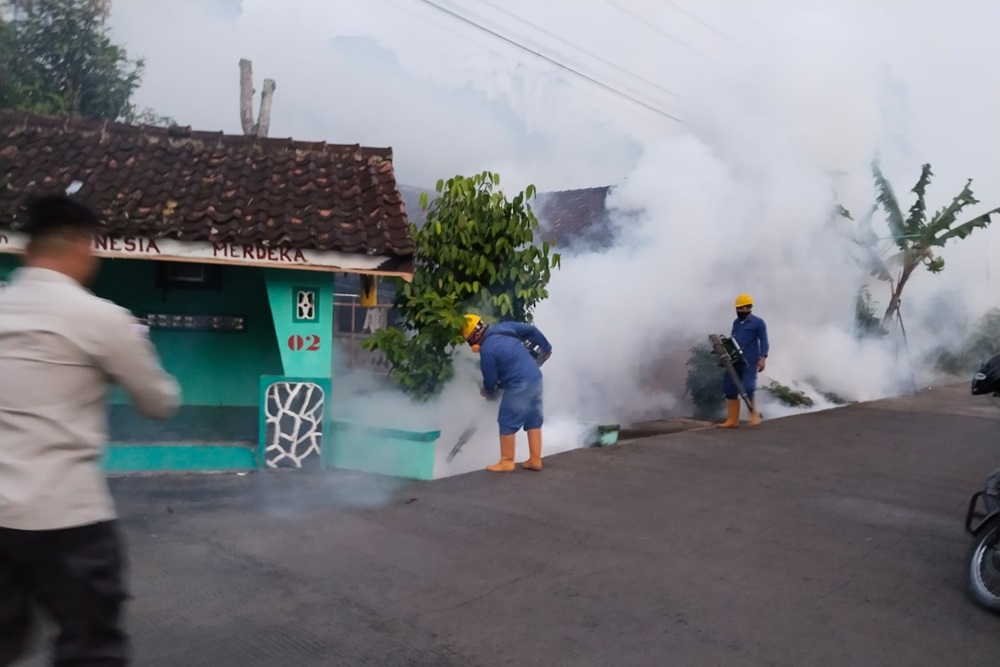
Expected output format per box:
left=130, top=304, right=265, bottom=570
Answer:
left=586, top=423, right=620, bottom=447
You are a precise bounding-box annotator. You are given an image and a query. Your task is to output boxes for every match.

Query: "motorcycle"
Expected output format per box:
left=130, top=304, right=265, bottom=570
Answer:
left=963, top=352, right=1000, bottom=612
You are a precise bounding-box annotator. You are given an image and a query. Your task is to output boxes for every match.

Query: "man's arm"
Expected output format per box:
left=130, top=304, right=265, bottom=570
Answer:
left=758, top=318, right=770, bottom=358
left=480, top=348, right=499, bottom=396
left=508, top=322, right=553, bottom=354
left=95, top=306, right=181, bottom=419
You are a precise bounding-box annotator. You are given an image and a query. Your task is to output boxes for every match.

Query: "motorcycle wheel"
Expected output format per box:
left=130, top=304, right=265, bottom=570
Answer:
left=965, top=515, right=1000, bottom=613
left=985, top=468, right=1000, bottom=514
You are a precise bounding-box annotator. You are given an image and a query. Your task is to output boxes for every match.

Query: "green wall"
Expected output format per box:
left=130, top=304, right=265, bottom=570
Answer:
left=92, top=259, right=284, bottom=407
left=1, top=256, right=342, bottom=448
left=0, top=254, right=17, bottom=284
left=264, top=268, right=334, bottom=378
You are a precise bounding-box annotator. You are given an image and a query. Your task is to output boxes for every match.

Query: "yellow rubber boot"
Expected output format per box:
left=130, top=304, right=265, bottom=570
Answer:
left=521, top=428, right=543, bottom=471
left=748, top=396, right=762, bottom=427
left=486, top=434, right=517, bottom=472
left=718, top=399, right=740, bottom=428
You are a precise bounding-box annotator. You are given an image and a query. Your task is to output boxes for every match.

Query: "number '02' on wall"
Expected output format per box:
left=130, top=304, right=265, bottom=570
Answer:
left=289, top=287, right=320, bottom=352
left=264, top=273, right=331, bottom=378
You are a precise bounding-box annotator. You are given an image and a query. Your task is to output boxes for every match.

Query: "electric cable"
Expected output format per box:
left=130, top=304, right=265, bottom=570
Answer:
left=603, top=0, right=712, bottom=61
left=472, top=0, right=682, bottom=100
left=717, top=0, right=764, bottom=30
left=409, top=0, right=685, bottom=123
left=385, top=0, right=520, bottom=63
left=662, top=0, right=731, bottom=40
left=390, top=0, right=681, bottom=122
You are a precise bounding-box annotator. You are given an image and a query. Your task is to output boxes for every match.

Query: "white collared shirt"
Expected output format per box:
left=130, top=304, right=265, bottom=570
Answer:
left=0, top=266, right=180, bottom=530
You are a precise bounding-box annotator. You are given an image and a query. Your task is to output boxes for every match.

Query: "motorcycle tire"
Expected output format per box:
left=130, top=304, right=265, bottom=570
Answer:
left=965, top=514, right=1000, bottom=613
left=985, top=468, right=1000, bottom=514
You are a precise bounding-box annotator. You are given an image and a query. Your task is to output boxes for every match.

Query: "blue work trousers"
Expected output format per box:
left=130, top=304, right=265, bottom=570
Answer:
left=723, top=360, right=757, bottom=400
left=498, top=381, right=544, bottom=435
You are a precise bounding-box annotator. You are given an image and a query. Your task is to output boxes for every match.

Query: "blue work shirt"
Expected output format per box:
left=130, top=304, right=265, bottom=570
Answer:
left=731, top=314, right=769, bottom=366
left=479, top=321, right=552, bottom=395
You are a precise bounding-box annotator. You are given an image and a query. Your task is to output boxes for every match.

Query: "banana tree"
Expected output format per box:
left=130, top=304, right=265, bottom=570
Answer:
left=870, top=162, right=1000, bottom=328
left=835, top=199, right=890, bottom=337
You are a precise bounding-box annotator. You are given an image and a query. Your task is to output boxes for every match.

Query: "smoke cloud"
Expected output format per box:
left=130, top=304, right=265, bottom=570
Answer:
left=318, top=1, right=1000, bottom=477
left=104, top=1, right=1000, bottom=478
left=533, top=1, right=1000, bottom=426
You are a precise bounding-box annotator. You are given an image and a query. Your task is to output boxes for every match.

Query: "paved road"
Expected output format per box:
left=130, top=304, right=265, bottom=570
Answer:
left=18, top=384, right=1000, bottom=666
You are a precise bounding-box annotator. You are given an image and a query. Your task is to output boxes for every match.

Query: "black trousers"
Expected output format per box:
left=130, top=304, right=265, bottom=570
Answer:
left=0, top=520, right=129, bottom=666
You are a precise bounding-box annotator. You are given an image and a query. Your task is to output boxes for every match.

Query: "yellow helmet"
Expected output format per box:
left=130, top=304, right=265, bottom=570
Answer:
left=461, top=314, right=482, bottom=340
left=734, top=294, right=753, bottom=308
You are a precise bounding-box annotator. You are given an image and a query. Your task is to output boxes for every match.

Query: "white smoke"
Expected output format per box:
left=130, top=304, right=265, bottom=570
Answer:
left=533, top=2, right=1000, bottom=426
left=104, top=1, right=1000, bottom=478
left=325, top=2, right=1000, bottom=475
left=327, top=343, right=591, bottom=479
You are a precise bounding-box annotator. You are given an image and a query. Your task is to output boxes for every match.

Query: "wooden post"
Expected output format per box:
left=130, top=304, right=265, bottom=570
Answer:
left=238, top=58, right=256, bottom=135
left=238, top=58, right=277, bottom=137
left=257, top=79, right=276, bottom=138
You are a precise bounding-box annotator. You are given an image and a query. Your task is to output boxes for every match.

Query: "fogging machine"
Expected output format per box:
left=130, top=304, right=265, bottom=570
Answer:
left=708, top=333, right=761, bottom=418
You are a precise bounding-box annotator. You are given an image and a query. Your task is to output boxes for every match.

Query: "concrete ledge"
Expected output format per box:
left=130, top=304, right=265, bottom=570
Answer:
left=103, top=444, right=258, bottom=473
left=326, top=421, right=441, bottom=480
left=618, top=418, right=715, bottom=441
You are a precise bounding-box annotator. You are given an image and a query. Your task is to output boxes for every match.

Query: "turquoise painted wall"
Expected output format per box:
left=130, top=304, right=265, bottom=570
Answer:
left=92, top=260, right=283, bottom=406
left=0, top=254, right=18, bottom=284
left=264, top=269, right=334, bottom=378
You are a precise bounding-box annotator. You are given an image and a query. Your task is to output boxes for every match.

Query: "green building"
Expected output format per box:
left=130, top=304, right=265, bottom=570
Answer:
left=0, top=112, right=439, bottom=477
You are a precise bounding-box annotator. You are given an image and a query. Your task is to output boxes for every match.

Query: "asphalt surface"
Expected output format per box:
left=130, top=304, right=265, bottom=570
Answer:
left=17, top=383, right=1000, bottom=666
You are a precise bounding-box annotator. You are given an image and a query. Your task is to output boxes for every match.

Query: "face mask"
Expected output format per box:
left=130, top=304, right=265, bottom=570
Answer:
left=737, top=310, right=751, bottom=320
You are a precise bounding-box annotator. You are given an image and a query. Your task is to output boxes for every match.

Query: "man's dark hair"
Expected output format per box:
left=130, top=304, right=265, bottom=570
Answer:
left=22, top=194, right=100, bottom=242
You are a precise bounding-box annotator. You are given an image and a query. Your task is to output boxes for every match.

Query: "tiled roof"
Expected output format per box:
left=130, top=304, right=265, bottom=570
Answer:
left=396, top=183, right=616, bottom=249
left=397, top=184, right=433, bottom=227
left=0, top=112, right=415, bottom=258
left=533, top=186, right=614, bottom=248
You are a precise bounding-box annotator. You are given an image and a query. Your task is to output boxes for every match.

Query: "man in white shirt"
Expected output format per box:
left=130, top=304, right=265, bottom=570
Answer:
left=0, top=195, right=180, bottom=666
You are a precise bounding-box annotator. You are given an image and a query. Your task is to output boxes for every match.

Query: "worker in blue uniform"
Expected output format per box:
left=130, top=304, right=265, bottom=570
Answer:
left=462, top=314, right=553, bottom=472
left=719, top=294, right=769, bottom=428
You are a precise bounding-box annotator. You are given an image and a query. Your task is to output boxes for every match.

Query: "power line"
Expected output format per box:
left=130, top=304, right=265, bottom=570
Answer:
left=603, top=0, right=712, bottom=61
left=408, top=0, right=685, bottom=123
left=662, top=0, right=731, bottom=40
left=385, top=0, right=517, bottom=62
left=716, top=0, right=764, bottom=30
left=389, top=0, right=674, bottom=119
left=472, top=0, right=682, bottom=100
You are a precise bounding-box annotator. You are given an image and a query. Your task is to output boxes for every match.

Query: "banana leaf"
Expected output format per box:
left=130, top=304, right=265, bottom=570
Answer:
left=905, top=163, right=932, bottom=236
left=856, top=202, right=880, bottom=247
left=873, top=162, right=906, bottom=248
left=932, top=206, right=1000, bottom=245
left=867, top=256, right=892, bottom=281
left=923, top=178, right=980, bottom=241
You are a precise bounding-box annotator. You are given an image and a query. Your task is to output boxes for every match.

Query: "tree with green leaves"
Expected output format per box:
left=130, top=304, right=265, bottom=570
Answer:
left=0, top=0, right=172, bottom=124
left=363, top=172, right=561, bottom=400
left=848, top=162, right=1000, bottom=330
left=933, top=307, right=1000, bottom=376
left=684, top=343, right=725, bottom=419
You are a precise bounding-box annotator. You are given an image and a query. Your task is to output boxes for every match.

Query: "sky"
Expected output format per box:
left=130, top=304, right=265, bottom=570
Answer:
left=106, top=0, right=1000, bottom=222
left=106, top=0, right=1000, bottom=463
left=106, top=0, right=755, bottom=191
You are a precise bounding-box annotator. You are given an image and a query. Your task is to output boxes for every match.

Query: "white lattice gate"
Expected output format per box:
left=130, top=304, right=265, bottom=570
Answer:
left=261, top=379, right=327, bottom=469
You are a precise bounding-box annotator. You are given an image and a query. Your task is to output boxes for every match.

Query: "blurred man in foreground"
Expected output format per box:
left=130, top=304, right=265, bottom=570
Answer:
left=0, top=195, right=180, bottom=666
